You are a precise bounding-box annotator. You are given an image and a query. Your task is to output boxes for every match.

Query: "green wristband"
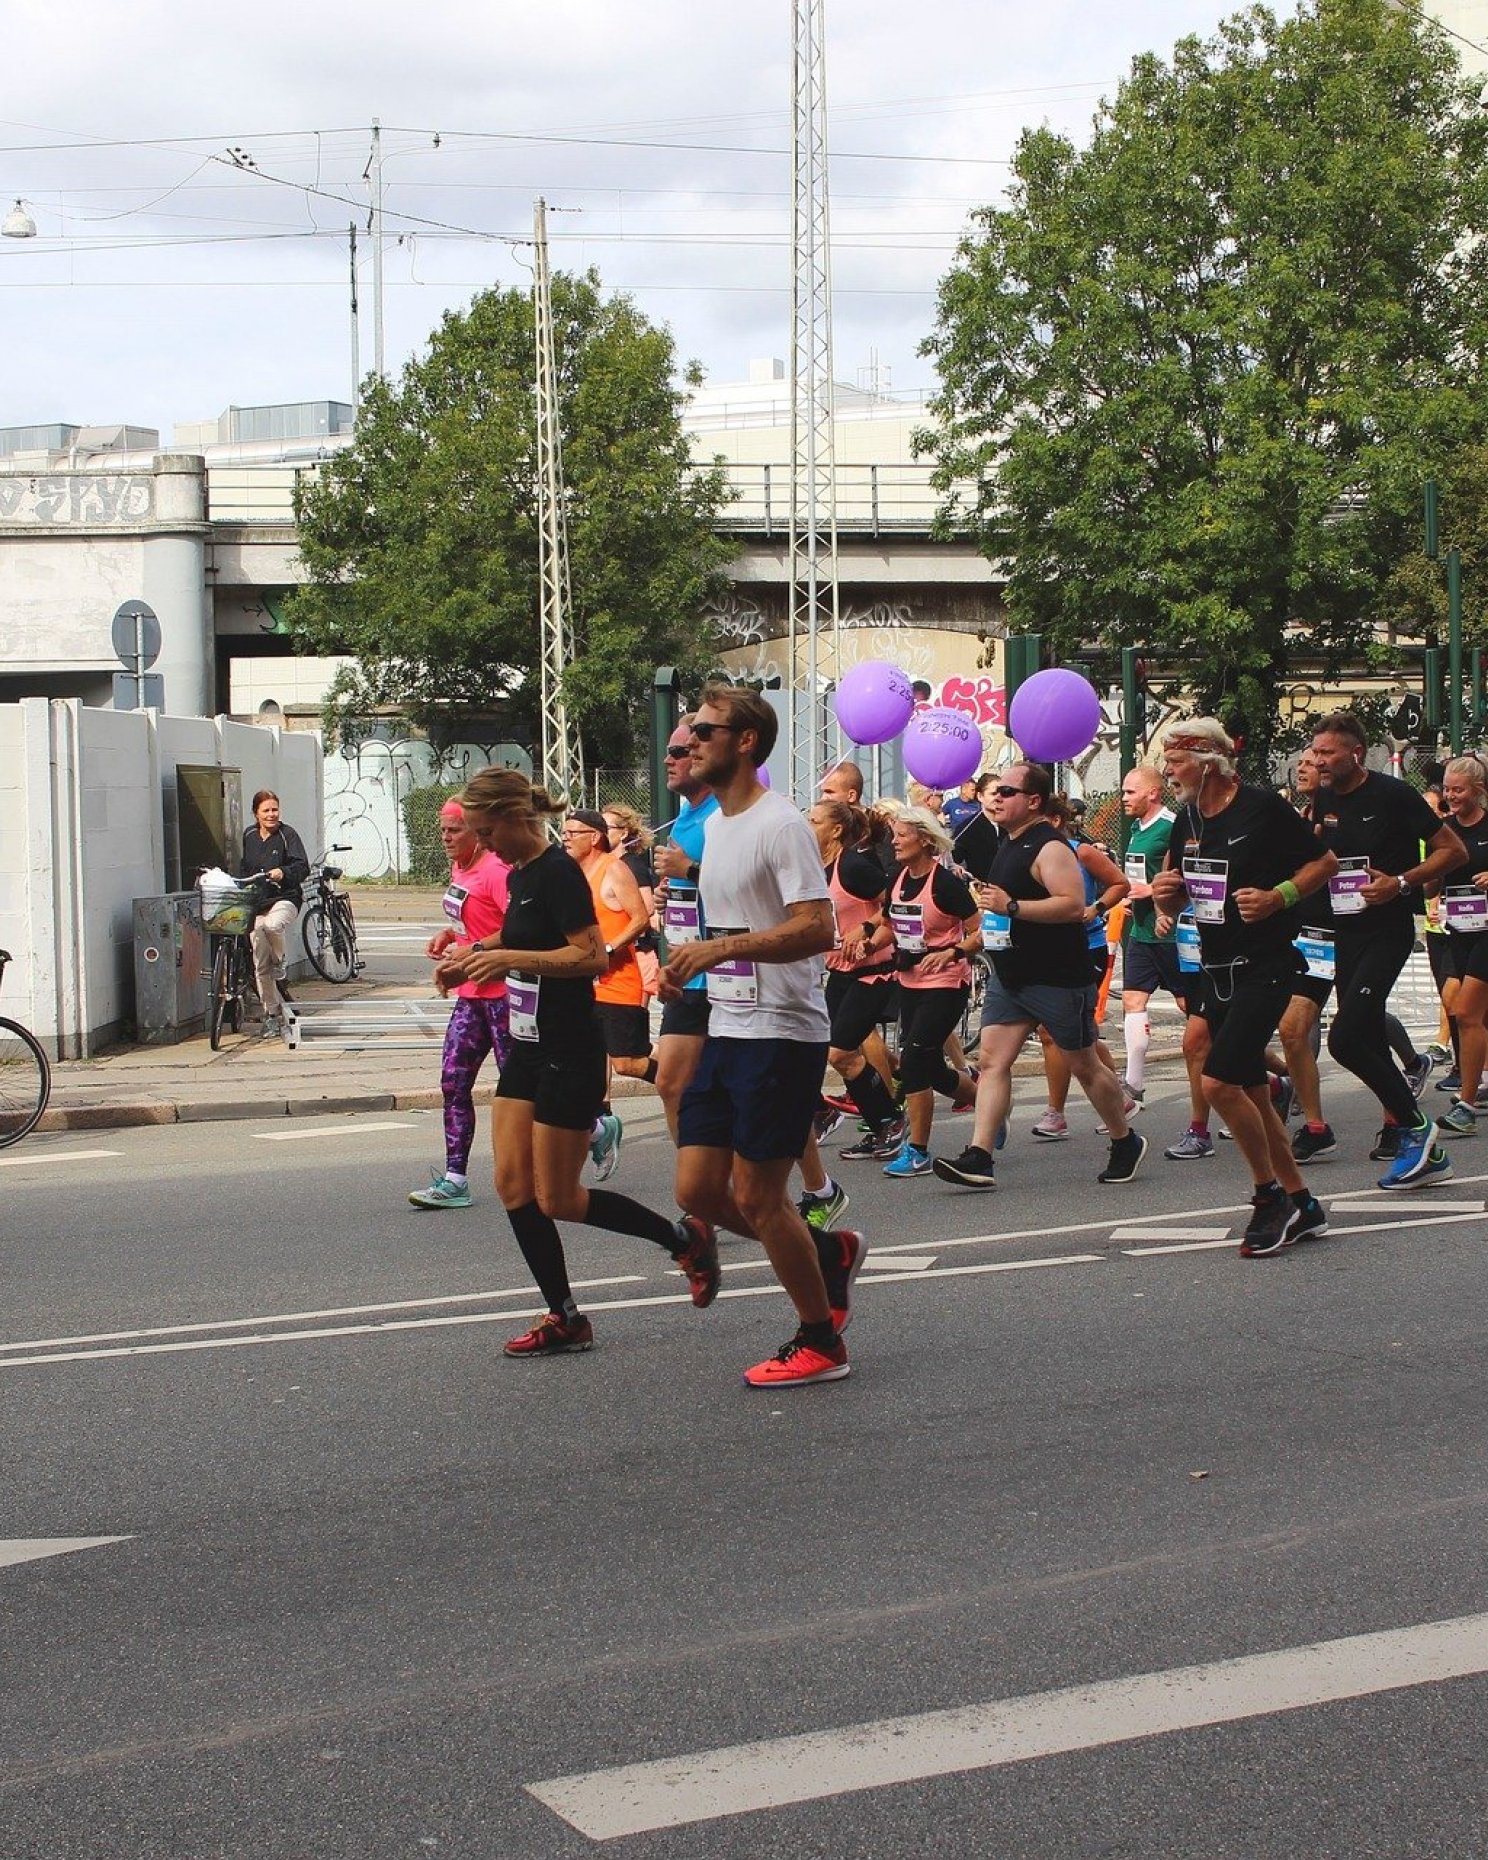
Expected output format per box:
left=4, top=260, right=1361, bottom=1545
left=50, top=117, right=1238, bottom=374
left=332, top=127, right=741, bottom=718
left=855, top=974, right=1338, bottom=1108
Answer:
left=1275, top=879, right=1300, bottom=910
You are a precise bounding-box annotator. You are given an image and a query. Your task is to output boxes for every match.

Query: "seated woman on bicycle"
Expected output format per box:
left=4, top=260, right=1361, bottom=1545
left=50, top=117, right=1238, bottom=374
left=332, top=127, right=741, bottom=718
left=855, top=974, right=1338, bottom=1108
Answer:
left=240, top=789, right=309, bottom=1039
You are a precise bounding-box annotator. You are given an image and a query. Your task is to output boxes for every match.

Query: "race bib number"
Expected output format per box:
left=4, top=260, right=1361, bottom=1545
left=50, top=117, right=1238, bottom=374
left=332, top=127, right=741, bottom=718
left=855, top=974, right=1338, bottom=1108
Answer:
left=1182, top=858, right=1229, bottom=926
left=981, top=909, right=1011, bottom=952
left=705, top=927, right=758, bottom=1004
left=1124, top=854, right=1148, bottom=890
left=507, top=974, right=540, bottom=1042
left=1294, top=927, right=1336, bottom=981
left=1328, top=856, right=1371, bottom=916
left=442, top=882, right=469, bottom=928
left=664, top=894, right=702, bottom=946
left=1443, top=885, right=1488, bottom=934
left=889, top=901, right=926, bottom=954
left=1176, top=912, right=1202, bottom=973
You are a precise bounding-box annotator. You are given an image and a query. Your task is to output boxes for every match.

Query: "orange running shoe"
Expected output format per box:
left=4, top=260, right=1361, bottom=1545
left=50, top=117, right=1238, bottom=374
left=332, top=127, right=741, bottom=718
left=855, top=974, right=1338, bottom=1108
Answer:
left=672, top=1216, right=721, bottom=1308
left=503, top=1312, right=594, bottom=1357
left=743, top=1331, right=850, bottom=1388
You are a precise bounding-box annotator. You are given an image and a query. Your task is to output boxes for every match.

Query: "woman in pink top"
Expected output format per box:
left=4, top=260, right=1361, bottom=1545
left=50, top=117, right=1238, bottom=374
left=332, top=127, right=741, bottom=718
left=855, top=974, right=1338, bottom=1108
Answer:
left=410, top=799, right=513, bottom=1209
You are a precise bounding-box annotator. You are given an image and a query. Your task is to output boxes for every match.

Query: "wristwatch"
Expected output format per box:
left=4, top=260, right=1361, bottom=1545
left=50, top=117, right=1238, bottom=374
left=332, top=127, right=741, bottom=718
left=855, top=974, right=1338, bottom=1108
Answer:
left=686, top=861, right=701, bottom=883
left=1006, top=896, right=1021, bottom=917
left=1397, top=875, right=1411, bottom=898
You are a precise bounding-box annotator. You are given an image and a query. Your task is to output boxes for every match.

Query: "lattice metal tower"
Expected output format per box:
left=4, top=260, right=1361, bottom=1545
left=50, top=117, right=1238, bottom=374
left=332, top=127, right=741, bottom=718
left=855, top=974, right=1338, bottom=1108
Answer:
left=532, top=197, right=584, bottom=802
left=787, top=0, right=842, bottom=803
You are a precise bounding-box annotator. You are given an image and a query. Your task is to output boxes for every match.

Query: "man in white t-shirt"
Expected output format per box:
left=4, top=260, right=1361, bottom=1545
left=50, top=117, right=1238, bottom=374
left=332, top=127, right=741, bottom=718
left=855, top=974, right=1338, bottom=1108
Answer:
left=660, top=682, right=867, bottom=1387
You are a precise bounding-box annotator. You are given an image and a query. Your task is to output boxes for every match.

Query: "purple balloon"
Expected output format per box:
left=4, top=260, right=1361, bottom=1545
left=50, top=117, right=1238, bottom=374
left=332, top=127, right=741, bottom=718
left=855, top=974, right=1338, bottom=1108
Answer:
left=833, top=660, right=915, bottom=745
left=1008, top=667, right=1102, bottom=763
left=902, top=707, right=983, bottom=789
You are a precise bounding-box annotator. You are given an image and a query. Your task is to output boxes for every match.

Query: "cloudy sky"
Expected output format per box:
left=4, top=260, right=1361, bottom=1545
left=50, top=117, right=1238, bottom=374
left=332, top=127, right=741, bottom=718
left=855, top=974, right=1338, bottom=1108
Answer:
left=1, top=0, right=1442, bottom=437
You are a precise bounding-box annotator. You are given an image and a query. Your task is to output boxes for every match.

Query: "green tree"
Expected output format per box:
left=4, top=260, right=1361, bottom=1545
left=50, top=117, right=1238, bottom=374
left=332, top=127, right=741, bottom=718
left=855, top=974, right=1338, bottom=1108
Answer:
left=288, top=271, right=733, bottom=767
left=920, top=0, right=1488, bottom=760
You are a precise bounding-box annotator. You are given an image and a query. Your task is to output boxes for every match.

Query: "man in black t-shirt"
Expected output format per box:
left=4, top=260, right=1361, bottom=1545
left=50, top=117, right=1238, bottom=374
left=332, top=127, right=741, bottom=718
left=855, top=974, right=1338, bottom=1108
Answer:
left=1151, top=719, right=1337, bottom=1256
left=1308, top=713, right=1464, bottom=1188
left=948, top=771, right=1003, bottom=883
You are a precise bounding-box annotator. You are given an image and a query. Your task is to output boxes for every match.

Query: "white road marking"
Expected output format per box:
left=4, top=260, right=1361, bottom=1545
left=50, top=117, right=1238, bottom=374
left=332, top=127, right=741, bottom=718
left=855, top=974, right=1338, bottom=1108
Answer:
left=1123, top=1240, right=1234, bottom=1257
left=861, top=1254, right=937, bottom=1272
left=1124, top=1212, right=1484, bottom=1255
left=253, top=1121, right=416, bottom=1142
left=0, top=1149, right=121, bottom=1169
left=527, top=1610, right=1488, bottom=1840
left=0, top=1277, right=648, bottom=1355
left=0, top=1537, right=130, bottom=1571
left=1328, top=1200, right=1479, bottom=1214
left=1111, top=1227, right=1231, bottom=1242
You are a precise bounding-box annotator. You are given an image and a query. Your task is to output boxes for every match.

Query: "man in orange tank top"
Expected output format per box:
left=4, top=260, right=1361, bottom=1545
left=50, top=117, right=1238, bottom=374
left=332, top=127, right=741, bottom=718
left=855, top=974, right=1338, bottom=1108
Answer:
left=562, top=809, right=658, bottom=1179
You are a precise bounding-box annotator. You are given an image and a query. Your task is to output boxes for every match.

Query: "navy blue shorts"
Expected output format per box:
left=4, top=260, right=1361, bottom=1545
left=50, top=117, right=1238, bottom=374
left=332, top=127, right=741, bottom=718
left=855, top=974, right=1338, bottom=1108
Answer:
left=659, top=990, right=711, bottom=1039
left=677, top=1036, right=829, bottom=1163
left=1123, top=938, right=1187, bottom=1005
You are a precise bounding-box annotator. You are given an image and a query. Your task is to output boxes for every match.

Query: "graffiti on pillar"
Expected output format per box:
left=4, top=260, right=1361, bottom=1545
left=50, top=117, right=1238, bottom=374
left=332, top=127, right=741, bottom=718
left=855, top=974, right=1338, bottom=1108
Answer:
left=324, top=733, right=533, bottom=879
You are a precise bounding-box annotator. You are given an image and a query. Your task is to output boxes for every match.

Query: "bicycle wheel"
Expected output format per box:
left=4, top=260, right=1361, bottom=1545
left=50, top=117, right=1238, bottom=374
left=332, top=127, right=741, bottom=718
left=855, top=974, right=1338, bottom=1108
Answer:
left=228, top=939, right=247, bottom=1033
left=0, top=1017, right=50, bottom=1148
left=333, top=897, right=361, bottom=979
left=303, top=902, right=356, bottom=983
left=208, top=940, right=231, bottom=1050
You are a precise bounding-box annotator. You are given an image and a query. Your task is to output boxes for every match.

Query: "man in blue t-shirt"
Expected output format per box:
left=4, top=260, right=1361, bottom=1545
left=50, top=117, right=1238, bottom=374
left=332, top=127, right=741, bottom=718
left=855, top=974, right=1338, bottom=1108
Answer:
left=651, top=714, right=720, bottom=1137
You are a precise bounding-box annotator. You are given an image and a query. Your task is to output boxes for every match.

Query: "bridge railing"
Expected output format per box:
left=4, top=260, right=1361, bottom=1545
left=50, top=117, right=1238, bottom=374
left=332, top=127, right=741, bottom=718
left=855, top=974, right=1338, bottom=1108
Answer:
left=206, top=459, right=962, bottom=534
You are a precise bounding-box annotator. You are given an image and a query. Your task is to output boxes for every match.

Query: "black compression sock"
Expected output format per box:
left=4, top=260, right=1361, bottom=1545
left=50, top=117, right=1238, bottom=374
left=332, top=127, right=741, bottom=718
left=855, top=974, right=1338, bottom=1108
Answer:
left=642, top=1057, right=659, bottom=1085
left=506, top=1201, right=573, bottom=1315
left=845, top=1066, right=897, bottom=1130
left=583, top=1187, right=680, bottom=1253
left=800, top=1319, right=838, bottom=1352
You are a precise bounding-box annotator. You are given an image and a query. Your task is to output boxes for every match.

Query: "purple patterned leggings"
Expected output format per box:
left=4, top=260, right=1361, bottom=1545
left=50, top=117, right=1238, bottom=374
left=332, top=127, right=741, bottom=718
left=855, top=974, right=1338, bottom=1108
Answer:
left=441, top=995, right=512, bottom=1174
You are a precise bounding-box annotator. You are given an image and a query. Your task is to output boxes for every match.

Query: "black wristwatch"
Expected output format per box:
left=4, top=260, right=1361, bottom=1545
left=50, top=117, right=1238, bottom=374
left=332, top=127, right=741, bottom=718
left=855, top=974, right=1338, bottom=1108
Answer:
left=1006, top=896, right=1021, bottom=917
left=686, top=861, right=701, bottom=883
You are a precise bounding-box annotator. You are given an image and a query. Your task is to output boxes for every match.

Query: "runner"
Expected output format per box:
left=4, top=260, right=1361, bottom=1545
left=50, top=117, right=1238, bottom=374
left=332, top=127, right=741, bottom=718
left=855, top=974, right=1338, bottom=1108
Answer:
left=1307, top=712, right=1464, bottom=1186
left=1278, top=748, right=1340, bottom=1162
left=562, top=807, right=655, bottom=1178
left=1431, top=755, right=1488, bottom=1138
left=804, top=796, right=904, bottom=1179
left=437, top=767, right=719, bottom=1358
left=602, top=803, right=660, bottom=1000
left=661, top=683, right=866, bottom=1388
left=649, top=717, right=719, bottom=1140
left=948, top=771, right=1003, bottom=882
left=1148, top=719, right=1338, bottom=1254
left=933, top=762, right=1148, bottom=1190
left=853, top=806, right=979, bottom=1180
left=411, top=799, right=512, bottom=1209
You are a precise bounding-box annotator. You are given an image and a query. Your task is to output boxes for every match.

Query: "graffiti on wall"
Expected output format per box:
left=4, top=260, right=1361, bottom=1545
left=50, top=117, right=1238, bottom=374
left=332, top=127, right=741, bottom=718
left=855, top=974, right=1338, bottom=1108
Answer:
left=325, top=734, right=533, bottom=879
left=0, top=474, right=155, bottom=525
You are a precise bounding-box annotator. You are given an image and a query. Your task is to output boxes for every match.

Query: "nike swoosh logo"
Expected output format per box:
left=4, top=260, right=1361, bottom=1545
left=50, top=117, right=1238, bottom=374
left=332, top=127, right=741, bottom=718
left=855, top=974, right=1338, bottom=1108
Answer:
left=1229, top=835, right=1247, bottom=845
left=1362, top=815, right=1376, bottom=821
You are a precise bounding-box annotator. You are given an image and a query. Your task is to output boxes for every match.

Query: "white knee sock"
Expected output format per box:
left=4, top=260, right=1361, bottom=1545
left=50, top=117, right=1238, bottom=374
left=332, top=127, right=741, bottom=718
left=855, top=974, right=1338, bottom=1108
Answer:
left=1124, top=1012, right=1151, bottom=1090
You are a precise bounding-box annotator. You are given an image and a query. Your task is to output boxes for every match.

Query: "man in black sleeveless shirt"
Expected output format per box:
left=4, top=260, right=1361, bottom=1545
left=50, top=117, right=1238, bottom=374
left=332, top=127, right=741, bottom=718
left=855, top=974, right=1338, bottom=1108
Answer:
left=934, top=762, right=1147, bottom=1189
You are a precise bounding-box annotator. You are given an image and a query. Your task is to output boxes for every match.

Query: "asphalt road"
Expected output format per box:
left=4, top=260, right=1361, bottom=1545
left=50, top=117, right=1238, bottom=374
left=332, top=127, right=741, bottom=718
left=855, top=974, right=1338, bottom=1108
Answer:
left=4, top=1068, right=1488, bottom=1857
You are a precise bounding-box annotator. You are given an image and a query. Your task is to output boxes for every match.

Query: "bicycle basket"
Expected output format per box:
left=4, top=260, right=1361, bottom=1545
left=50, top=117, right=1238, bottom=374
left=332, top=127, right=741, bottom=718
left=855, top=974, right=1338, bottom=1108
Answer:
left=200, top=885, right=259, bottom=936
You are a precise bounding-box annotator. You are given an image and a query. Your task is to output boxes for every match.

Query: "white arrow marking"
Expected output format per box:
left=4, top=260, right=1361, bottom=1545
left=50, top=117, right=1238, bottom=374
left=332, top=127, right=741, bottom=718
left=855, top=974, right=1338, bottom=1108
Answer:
left=0, top=1537, right=131, bottom=1571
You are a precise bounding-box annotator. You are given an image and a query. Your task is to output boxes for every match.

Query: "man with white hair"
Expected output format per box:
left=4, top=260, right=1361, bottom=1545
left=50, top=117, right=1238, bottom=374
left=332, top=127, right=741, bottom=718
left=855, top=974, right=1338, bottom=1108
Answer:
left=1150, top=719, right=1339, bottom=1256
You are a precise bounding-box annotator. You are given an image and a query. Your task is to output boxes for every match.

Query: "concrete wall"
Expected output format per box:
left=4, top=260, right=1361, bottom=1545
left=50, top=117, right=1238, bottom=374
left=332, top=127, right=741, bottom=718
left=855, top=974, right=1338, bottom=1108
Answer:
left=0, top=700, right=322, bottom=1055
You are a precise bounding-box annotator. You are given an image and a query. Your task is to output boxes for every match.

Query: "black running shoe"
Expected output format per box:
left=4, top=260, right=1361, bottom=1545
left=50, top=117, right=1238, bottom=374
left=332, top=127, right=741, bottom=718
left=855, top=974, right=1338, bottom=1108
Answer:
left=1239, top=1186, right=1297, bottom=1257
left=1287, top=1194, right=1329, bottom=1243
left=1291, top=1123, right=1338, bottom=1162
left=1097, top=1131, right=1148, bottom=1184
left=1369, top=1123, right=1401, bottom=1162
left=932, top=1145, right=997, bottom=1188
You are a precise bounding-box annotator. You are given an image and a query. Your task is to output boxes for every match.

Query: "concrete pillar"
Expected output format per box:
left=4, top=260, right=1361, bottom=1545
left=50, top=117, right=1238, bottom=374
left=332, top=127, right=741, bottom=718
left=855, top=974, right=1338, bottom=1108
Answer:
left=143, top=454, right=212, bottom=719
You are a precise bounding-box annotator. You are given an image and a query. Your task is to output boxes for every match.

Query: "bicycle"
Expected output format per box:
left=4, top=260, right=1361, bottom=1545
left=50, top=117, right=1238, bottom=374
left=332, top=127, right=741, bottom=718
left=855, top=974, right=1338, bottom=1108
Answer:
left=0, top=949, right=52, bottom=1148
left=199, top=876, right=269, bottom=1051
left=301, top=845, right=362, bottom=984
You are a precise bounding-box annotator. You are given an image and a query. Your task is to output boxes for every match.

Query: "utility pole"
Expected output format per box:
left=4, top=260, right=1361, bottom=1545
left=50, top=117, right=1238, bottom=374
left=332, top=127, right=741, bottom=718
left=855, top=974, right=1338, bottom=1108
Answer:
left=533, top=198, right=584, bottom=802
left=787, top=0, right=840, bottom=803
left=369, top=119, right=385, bottom=378
left=348, top=222, right=360, bottom=412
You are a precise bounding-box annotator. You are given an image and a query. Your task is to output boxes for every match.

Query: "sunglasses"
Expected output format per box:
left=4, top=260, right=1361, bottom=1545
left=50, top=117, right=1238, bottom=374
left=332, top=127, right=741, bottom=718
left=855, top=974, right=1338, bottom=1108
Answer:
left=993, top=784, right=1031, bottom=799
left=664, top=745, right=692, bottom=759
left=689, top=721, right=739, bottom=742
left=560, top=827, right=600, bottom=840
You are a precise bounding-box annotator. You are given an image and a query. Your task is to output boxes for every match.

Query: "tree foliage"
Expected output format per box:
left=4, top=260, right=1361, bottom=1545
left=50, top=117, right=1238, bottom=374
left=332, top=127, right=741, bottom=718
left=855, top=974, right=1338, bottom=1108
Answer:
left=920, top=0, right=1488, bottom=755
left=287, top=271, right=733, bottom=765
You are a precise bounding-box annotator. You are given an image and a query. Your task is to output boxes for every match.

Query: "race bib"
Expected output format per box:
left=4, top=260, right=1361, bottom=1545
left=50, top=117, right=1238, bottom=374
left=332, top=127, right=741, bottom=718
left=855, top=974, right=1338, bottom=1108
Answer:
left=888, top=901, right=926, bottom=954
left=1328, top=856, right=1371, bottom=916
left=1294, top=927, right=1336, bottom=981
left=981, top=909, right=1011, bottom=952
left=442, top=882, right=469, bottom=928
left=1182, top=858, right=1229, bottom=926
left=1176, top=912, right=1202, bottom=973
left=507, top=974, right=540, bottom=1042
left=705, top=927, right=758, bottom=1004
left=664, top=894, right=702, bottom=946
left=1443, top=885, right=1488, bottom=934
left=1124, top=854, right=1148, bottom=890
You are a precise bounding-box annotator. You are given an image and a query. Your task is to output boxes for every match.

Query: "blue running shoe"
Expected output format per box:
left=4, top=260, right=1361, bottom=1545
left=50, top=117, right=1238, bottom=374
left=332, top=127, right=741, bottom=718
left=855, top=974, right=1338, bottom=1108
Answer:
left=1378, top=1120, right=1452, bottom=1190
left=589, top=1112, right=623, bottom=1181
left=882, top=1141, right=931, bottom=1178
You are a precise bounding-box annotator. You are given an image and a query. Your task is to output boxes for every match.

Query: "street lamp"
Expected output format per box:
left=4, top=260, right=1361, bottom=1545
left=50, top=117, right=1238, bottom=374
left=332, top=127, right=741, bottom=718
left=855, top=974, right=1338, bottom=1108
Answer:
left=3, top=199, right=37, bottom=239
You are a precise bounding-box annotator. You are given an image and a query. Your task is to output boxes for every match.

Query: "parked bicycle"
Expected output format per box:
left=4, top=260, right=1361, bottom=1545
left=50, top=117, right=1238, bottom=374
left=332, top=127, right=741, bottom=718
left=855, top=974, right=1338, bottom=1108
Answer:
left=199, top=873, right=270, bottom=1050
left=301, top=846, right=362, bottom=984
left=0, top=949, right=52, bottom=1147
